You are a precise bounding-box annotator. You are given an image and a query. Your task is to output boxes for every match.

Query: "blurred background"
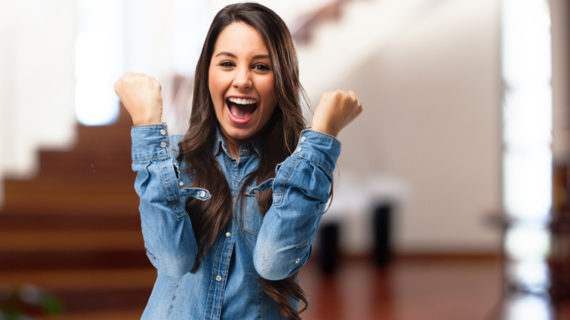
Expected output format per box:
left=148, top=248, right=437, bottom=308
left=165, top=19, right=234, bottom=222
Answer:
left=0, top=0, right=568, bottom=319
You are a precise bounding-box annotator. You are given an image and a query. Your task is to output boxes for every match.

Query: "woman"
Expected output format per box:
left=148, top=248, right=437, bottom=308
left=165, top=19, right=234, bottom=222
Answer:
left=114, top=3, right=362, bottom=319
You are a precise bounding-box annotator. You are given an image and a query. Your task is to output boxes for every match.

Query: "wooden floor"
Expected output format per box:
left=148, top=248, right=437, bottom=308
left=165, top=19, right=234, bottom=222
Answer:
left=300, top=257, right=503, bottom=320
left=4, top=256, right=570, bottom=320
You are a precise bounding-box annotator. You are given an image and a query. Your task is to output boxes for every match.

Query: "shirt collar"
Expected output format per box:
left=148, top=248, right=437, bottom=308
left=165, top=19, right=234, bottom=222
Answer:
left=212, top=126, right=264, bottom=158
left=212, top=128, right=226, bottom=157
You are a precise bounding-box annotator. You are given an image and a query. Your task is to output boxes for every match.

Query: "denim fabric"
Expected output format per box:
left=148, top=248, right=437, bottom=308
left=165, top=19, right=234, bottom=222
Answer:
left=131, top=123, right=340, bottom=320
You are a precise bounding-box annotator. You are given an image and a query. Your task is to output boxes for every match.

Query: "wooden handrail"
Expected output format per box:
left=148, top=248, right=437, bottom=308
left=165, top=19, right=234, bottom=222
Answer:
left=291, top=0, right=352, bottom=45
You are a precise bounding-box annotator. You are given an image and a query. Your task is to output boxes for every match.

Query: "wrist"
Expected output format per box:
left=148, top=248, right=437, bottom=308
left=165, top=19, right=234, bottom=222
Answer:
left=131, top=114, right=162, bottom=126
left=133, top=119, right=162, bottom=126
left=310, top=124, right=339, bottom=137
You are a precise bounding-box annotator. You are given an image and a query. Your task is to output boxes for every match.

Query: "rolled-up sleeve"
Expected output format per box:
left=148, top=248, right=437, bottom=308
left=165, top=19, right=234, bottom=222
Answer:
left=253, top=129, right=341, bottom=280
left=131, top=123, right=198, bottom=277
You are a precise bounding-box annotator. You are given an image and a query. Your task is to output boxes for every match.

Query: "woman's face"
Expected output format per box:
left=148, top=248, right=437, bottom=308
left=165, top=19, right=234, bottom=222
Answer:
left=209, top=22, right=276, bottom=149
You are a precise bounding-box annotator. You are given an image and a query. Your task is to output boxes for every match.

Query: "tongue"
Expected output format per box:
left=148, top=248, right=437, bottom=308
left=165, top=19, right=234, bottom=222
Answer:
left=229, top=102, right=256, bottom=119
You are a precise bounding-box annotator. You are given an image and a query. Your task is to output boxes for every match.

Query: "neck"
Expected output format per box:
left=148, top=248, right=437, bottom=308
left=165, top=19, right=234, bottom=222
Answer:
left=226, top=139, right=241, bottom=161
left=219, top=131, right=243, bottom=161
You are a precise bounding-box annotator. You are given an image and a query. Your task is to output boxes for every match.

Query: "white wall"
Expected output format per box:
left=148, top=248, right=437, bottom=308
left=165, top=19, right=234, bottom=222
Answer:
left=0, top=0, right=76, bottom=184
left=300, top=0, right=502, bottom=253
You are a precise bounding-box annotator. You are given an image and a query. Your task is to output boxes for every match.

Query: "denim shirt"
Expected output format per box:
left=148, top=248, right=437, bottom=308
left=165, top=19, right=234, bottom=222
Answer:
left=131, top=123, right=341, bottom=320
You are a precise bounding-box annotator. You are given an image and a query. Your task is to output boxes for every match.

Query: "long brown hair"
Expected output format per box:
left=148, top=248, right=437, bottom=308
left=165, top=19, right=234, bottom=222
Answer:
left=177, top=3, right=308, bottom=319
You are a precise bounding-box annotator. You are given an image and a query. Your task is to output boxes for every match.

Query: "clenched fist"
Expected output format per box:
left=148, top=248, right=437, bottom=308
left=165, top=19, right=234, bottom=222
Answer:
left=113, top=72, right=163, bottom=125
left=311, top=90, right=363, bottom=137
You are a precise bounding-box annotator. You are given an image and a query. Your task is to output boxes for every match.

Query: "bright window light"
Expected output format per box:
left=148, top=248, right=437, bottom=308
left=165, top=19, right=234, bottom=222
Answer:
left=75, top=0, right=125, bottom=126
left=501, top=0, right=552, bottom=223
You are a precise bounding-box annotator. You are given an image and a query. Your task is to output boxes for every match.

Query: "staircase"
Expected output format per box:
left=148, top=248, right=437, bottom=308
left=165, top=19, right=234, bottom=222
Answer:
left=0, top=2, right=386, bottom=317
left=0, top=109, right=154, bottom=319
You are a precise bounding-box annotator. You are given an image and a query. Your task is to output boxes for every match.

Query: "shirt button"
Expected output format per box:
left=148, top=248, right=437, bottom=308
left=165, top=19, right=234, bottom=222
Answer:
left=295, top=258, right=301, bottom=264
left=296, top=147, right=302, bottom=152
left=225, top=232, right=231, bottom=238
left=160, top=141, right=167, bottom=148
left=178, top=181, right=184, bottom=187
left=199, top=190, right=206, bottom=198
left=160, top=129, right=167, bottom=135
left=215, top=275, right=222, bottom=282
left=301, top=136, right=306, bottom=142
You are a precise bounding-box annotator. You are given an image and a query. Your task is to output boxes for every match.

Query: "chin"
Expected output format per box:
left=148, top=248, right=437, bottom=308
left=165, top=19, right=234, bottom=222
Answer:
left=225, top=126, right=255, bottom=141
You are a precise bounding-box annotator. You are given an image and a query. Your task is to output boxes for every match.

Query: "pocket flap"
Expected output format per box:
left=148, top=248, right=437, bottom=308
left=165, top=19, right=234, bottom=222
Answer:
left=245, top=178, right=274, bottom=196
left=183, top=187, right=211, bottom=200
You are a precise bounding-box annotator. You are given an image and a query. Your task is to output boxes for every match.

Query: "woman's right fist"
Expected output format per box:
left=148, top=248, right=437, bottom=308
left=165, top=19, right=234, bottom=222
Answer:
left=114, top=72, right=163, bottom=125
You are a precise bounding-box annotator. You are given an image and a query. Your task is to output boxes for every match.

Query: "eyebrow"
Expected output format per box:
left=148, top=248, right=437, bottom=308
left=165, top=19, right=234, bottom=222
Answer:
left=214, top=51, right=270, bottom=60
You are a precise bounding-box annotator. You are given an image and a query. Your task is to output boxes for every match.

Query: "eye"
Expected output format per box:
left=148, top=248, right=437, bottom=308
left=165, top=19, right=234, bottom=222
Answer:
left=252, top=63, right=270, bottom=72
left=220, top=61, right=235, bottom=68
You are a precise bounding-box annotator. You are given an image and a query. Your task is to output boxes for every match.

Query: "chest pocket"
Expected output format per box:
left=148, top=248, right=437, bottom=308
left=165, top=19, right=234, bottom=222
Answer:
left=241, top=178, right=274, bottom=246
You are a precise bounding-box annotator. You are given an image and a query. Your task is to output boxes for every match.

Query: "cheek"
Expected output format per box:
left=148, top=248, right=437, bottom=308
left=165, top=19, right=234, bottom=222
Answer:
left=260, top=80, right=277, bottom=122
left=208, top=71, right=219, bottom=99
left=260, top=76, right=276, bottom=104
left=208, top=71, right=227, bottom=111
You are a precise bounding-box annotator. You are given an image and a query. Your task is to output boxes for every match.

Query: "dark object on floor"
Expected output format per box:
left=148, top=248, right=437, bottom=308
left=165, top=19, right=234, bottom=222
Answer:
left=319, top=222, right=339, bottom=274
left=373, top=203, right=393, bottom=267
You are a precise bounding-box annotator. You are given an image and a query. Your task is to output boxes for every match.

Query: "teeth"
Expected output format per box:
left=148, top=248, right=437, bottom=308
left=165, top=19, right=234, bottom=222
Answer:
left=228, top=97, right=257, bottom=105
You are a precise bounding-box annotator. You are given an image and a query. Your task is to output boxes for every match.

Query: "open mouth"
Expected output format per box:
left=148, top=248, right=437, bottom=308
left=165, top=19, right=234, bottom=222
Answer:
left=226, top=97, right=258, bottom=124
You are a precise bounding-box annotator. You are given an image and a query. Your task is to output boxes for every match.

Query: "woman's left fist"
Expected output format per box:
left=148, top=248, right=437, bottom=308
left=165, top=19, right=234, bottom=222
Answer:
left=311, top=90, right=363, bottom=137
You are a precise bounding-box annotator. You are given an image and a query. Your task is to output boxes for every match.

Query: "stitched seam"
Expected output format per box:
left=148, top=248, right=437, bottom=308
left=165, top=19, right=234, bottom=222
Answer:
left=295, top=240, right=310, bottom=249
left=294, top=153, right=333, bottom=177
left=160, top=160, right=174, bottom=201
left=216, top=238, right=233, bottom=320
left=242, top=198, right=259, bottom=240
left=259, top=286, right=263, bottom=320
left=165, top=277, right=182, bottom=319
left=132, top=153, right=170, bottom=162
left=243, top=227, right=258, bottom=236
left=272, top=192, right=284, bottom=206
left=272, top=158, right=300, bottom=207
left=283, top=158, right=301, bottom=181
left=168, top=201, right=186, bottom=219
left=206, top=242, right=223, bottom=319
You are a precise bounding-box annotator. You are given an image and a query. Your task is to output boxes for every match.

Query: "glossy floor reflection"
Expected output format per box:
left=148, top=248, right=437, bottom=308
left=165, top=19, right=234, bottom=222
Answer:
left=298, top=256, right=568, bottom=320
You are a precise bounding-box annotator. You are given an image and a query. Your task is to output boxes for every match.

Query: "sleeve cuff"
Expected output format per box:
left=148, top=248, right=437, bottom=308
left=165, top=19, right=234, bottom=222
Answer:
left=131, top=123, right=171, bottom=161
left=293, top=129, right=341, bottom=176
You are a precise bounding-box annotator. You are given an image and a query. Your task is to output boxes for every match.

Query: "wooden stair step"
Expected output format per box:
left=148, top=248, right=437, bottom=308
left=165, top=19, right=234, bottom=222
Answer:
left=0, top=213, right=140, bottom=231
left=58, top=288, right=150, bottom=314
left=59, top=310, right=143, bottom=320
left=0, top=268, right=155, bottom=291
left=0, top=250, right=149, bottom=271
left=0, top=230, right=143, bottom=251
left=5, top=179, right=134, bottom=194
left=1, top=194, right=139, bottom=215
left=37, top=150, right=132, bottom=176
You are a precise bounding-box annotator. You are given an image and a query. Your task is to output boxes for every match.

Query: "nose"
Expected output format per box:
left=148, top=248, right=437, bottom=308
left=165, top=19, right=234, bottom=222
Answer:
left=232, top=66, right=252, bottom=89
